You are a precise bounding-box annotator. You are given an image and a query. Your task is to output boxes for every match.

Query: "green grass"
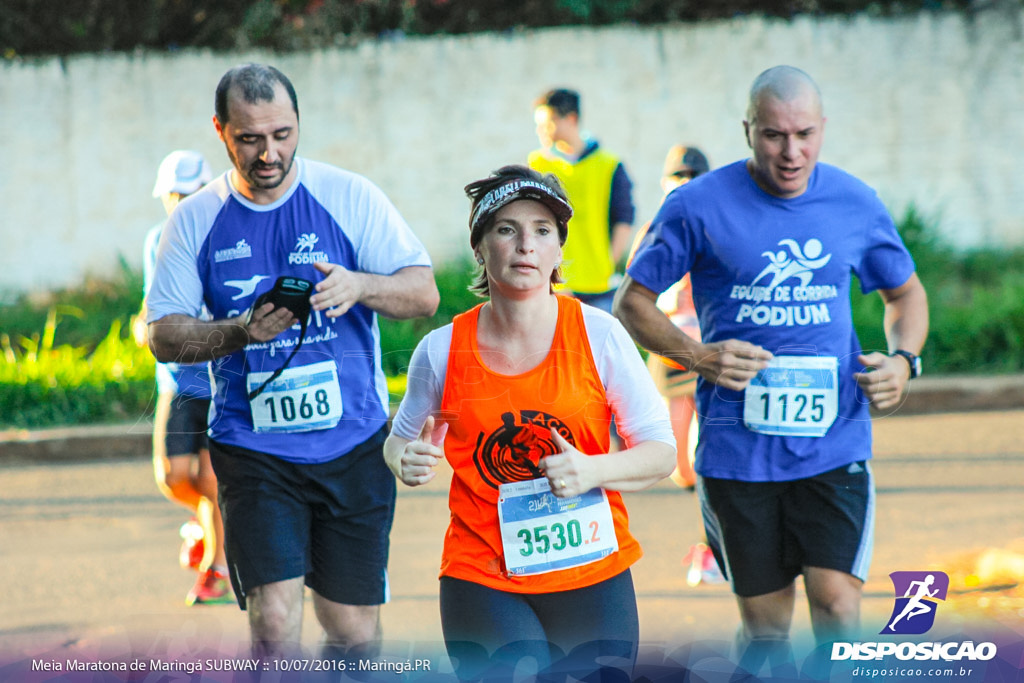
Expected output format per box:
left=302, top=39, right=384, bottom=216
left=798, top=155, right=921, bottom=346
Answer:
left=1, top=310, right=156, bottom=429
left=850, top=206, right=1024, bottom=374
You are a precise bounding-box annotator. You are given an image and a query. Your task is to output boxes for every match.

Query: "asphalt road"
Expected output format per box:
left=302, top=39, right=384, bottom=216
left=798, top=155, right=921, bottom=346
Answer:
left=1, top=409, right=1022, bottom=680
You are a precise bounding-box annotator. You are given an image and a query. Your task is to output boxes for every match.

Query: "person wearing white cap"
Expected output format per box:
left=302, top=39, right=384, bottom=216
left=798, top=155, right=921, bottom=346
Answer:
left=152, top=149, right=213, bottom=208
left=135, top=150, right=231, bottom=606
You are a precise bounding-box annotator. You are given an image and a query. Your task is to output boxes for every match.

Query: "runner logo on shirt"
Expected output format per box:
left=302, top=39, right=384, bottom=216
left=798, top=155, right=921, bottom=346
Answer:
left=215, top=239, right=253, bottom=263
left=473, top=410, right=575, bottom=489
left=288, top=232, right=329, bottom=265
left=730, top=238, right=838, bottom=327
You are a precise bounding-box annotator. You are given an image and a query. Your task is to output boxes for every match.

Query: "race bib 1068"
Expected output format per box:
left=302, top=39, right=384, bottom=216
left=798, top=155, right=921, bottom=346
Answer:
left=247, top=360, right=342, bottom=433
left=497, top=478, right=618, bottom=576
left=743, top=355, right=838, bottom=437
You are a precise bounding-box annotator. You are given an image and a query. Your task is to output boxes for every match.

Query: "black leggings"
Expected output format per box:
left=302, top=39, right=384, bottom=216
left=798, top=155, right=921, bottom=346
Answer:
left=439, top=570, right=638, bottom=682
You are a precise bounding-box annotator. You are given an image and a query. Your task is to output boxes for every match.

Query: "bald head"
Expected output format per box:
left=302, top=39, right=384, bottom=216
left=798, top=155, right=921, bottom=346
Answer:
left=742, top=66, right=826, bottom=199
left=746, top=66, right=822, bottom=125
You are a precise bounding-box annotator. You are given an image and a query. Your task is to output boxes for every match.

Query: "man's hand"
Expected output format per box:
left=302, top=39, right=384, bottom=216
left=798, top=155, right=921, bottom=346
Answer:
left=854, top=351, right=911, bottom=411
left=692, top=339, right=773, bottom=391
left=311, top=261, right=365, bottom=318
left=615, top=277, right=770, bottom=392
left=245, top=302, right=298, bottom=342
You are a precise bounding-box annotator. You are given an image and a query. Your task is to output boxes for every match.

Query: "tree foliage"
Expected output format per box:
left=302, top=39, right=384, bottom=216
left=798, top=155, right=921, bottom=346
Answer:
left=2, top=0, right=971, bottom=58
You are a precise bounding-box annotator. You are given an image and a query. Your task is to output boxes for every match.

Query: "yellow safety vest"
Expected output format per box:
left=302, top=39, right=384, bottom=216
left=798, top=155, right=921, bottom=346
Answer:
left=528, top=148, right=620, bottom=294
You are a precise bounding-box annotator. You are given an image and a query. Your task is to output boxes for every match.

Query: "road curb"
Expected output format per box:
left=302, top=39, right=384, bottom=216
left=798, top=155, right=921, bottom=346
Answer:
left=0, top=422, right=153, bottom=466
left=2, top=374, right=1022, bottom=466
left=893, top=373, right=1024, bottom=415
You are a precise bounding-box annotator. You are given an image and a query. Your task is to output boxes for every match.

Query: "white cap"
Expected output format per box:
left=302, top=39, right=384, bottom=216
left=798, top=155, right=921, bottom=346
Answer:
left=152, top=150, right=213, bottom=198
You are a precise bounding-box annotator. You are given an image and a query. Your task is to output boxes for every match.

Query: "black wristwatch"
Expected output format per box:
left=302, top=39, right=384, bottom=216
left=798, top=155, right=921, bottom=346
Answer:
left=891, top=350, right=922, bottom=379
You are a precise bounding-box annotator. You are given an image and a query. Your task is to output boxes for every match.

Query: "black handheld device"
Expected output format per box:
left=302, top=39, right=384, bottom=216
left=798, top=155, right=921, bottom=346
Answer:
left=246, top=276, right=314, bottom=400
left=250, top=276, right=313, bottom=322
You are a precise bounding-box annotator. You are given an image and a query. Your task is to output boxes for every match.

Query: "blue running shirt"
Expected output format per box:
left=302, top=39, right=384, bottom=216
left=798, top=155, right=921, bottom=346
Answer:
left=628, top=161, right=915, bottom=481
left=146, top=158, right=432, bottom=463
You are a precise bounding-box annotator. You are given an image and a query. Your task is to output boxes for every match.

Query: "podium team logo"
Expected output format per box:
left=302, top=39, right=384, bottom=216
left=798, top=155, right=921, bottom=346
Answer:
left=882, top=571, right=949, bottom=635
left=730, top=237, right=839, bottom=328
left=289, top=232, right=329, bottom=264
left=751, top=238, right=832, bottom=291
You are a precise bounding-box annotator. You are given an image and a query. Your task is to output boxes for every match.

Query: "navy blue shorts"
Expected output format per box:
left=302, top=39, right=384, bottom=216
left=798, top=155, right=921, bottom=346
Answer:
left=164, top=394, right=210, bottom=457
left=699, top=461, right=874, bottom=597
left=209, top=427, right=394, bottom=609
left=439, top=570, right=638, bottom=681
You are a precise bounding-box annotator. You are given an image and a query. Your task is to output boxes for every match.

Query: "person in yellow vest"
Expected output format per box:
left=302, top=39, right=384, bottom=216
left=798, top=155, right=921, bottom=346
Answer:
left=529, top=88, right=635, bottom=313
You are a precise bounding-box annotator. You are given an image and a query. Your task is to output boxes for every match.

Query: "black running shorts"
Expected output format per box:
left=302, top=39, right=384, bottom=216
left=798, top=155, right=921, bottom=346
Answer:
left=209, top=427, right=395, bottom=609
left=698, top=461, right=874, bottom=597
left=164, top=393, right=210, bottom=457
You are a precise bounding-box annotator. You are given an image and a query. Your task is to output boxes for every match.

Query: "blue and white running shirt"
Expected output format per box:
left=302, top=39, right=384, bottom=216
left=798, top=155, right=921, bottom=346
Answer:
left=146, top=158, right=432, bottom=463
left=628, top=160, right=916, bottom=482
left=143, top=223, right=212, bottom=399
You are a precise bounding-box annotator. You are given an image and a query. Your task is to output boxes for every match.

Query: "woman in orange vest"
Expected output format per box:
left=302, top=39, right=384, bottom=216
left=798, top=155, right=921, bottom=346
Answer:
left=384, top=165, right=675, bottom=681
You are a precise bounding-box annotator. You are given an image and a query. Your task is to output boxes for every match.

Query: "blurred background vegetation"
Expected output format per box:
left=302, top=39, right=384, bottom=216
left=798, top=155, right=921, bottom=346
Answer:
left=3, top=209, right=1023, bottom=429
left=2, top=0, right=971, bottom=58
left=2, top=0, right=1018, bottom=429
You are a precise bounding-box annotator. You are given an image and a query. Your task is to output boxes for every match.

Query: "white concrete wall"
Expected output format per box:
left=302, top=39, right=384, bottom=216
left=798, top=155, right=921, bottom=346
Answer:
left=2, top=8, right=1023, bottom=295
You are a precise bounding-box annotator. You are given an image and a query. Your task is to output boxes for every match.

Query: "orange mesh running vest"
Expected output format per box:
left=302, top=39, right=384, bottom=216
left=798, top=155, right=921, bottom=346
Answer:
left=437, top=295, right=641, bottom=593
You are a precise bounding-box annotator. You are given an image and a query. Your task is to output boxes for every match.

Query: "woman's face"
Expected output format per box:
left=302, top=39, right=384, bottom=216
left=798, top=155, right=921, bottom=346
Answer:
left=477, top=199, right=562, bottom=298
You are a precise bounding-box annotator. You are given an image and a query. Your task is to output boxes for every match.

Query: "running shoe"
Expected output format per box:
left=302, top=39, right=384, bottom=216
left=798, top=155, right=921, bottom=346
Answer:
left=186, top=568, right=234, bottom=606
left=178, top=518, right=205, bottom=571
left=683, top=542, right=726, bottom=587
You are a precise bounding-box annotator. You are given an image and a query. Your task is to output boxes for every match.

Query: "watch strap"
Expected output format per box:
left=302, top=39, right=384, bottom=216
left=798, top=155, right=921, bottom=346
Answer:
left=891, top=350, right=921, bottom=379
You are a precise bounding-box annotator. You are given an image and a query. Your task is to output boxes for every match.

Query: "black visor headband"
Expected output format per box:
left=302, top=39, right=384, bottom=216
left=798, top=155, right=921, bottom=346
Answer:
left=470, top=179, right=573, bottom=234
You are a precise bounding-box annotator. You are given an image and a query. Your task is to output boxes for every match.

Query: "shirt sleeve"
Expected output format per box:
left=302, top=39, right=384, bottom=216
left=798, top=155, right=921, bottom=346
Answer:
left=390, top=326, right=451, bottom=441
left=854, top=206, right=917, bottom=294
left=584, top=308, right=675, bottom=449
left=351, top=176, right=433, bottom=276
left=145, top=205, right=208, bottom=322
left=609, top=163, right=636, bottom=228
left=626, top=198, right=697, bottom=297
left=142, top=224, right=162, bottom=296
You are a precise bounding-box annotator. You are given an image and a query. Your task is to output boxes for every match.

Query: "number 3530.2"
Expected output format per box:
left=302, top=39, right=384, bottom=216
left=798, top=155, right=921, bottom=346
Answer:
left=516, top=519, right=601, bottom=557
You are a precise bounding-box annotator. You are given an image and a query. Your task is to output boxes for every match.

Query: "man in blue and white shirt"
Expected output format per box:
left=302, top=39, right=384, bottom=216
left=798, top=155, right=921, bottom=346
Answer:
left=147, top=63, right=439, bottom=660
